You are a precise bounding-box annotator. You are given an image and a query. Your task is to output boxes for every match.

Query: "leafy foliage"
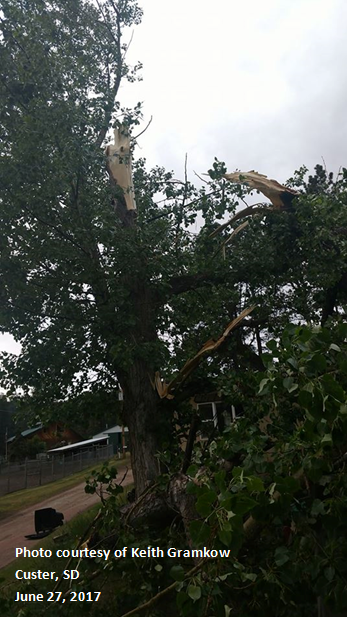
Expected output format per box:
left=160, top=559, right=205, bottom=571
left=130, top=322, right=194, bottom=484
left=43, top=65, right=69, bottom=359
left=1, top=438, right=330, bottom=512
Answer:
left=81, top=323, right=347, bottom=617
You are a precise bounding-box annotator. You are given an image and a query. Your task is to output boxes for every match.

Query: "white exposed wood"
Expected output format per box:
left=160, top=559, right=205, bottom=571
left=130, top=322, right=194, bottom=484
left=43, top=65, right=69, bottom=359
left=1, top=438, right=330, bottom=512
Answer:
left=105, top=126, right=137, bottom=211
left=155, top=306, right=255, bottom=399
left=224, top=170, right=299, bottom=209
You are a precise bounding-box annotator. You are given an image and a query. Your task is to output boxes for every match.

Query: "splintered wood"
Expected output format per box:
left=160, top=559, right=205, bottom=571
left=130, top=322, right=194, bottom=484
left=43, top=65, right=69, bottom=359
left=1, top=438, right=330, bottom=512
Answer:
left=154, top=307, right=255, bottom=399
left=105, top=126, right=137, bottom=212
left=210, top=170, right=300, bottom=240
left=224, top=170, right=299, bottom=210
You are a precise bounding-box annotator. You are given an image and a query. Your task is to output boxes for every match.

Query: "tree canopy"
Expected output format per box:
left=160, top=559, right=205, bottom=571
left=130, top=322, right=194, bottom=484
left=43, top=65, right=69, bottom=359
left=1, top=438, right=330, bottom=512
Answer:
left=1, top=1, right=347, bottom=616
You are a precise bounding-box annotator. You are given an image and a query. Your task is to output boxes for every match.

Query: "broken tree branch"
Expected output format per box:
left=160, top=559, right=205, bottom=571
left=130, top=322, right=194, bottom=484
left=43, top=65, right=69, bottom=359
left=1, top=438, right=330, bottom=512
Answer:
left=105, top=125, right=137, bottom=212
left=210, top=220, right=249, bottom=261
left=209, top=205, right=270, bottom=238
left=155, top=306, right=255, bottom=399
left=224, top=170, right=299, bottom=210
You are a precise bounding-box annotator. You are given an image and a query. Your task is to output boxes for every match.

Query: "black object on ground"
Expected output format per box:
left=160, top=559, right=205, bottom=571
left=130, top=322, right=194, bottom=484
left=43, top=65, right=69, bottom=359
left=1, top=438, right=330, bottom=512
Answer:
left=24, top=507, right=64, bottom=539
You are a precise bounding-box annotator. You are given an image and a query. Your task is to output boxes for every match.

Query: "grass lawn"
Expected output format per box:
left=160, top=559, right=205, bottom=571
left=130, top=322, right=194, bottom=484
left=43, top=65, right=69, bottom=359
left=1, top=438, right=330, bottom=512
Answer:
left=0, top=453, right=130, bottom=521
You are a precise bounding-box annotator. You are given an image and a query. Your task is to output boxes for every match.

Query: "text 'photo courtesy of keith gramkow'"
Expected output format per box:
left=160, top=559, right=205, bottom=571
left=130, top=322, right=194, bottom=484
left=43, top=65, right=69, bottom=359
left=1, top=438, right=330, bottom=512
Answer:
left=13, top=545, right=232, bottom=604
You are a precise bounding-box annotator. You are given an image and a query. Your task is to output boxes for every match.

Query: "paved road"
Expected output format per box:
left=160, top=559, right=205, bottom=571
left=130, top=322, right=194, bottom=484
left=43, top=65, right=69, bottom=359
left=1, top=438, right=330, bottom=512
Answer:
left=0, top=466, right=133, bottom=570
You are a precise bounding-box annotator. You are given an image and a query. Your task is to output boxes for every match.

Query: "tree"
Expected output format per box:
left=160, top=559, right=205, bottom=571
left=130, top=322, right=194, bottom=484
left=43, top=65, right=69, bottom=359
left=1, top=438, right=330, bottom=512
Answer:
left=2, top=1, right=347, bottom=500
left=0, top=0, right=156, bottom=490
left=0, top=394, right=16, bottom=456
left=0, top=0, right=252, bottom=495
left=8, top=433, right=46, bottom=460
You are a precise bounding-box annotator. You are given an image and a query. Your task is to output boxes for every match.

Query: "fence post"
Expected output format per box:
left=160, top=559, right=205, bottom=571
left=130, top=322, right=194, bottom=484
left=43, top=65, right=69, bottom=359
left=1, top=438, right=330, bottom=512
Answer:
left=52, top=455, right=54, bottom=477
left=62, top=454, right=65, bottom=477
left=79, top=451, right=82, bottom=471
left=39, top=457, right=42, bottom=486
left=24, top=458, right=28, bottom=489
left=7, top=462, right=10, bottom=494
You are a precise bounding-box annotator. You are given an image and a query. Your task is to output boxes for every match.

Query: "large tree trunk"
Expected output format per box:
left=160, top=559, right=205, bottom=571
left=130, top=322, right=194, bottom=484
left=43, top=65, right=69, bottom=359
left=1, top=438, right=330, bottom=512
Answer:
left=115, top=275, right=165, bottom=496
left=121, top=359, right=161, bottom=496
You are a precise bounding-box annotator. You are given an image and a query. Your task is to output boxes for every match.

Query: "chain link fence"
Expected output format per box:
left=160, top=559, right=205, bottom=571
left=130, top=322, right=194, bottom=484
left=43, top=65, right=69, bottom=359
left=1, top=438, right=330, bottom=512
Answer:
left=0, top=444, right=115, bottom=496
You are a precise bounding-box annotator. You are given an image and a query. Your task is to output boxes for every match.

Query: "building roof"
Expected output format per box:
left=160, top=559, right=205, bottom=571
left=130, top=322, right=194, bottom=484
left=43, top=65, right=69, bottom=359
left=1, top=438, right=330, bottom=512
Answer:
left=7, top=424, right=43, bottom=443
left=21, top=424, right=43, bottom=437
left=47, top=436, right=108, bottom=454
left=93, top=425, right=128, bottom=439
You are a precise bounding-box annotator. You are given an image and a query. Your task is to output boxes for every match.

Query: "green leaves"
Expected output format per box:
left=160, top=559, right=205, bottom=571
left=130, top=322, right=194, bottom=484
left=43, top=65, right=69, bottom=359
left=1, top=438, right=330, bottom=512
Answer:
left=266, top=339, right=278, bottom=352
left=321, top=433, right=333, bottom=446
left=324, top=566, right=335, bottom=582
left=218, top=527, right=232, bottom=546
left=274, top=546, right=291, bottom=567
left=306, top=353, right=327, bottom=374
left=283, top=376, right=298, bottom=393
left=258, top=378, right=270, bottom=395
left=232, top=495, right=258, bottom=516
left=207, top=158, right=227, bottom=181
left=186, top=585, right=201, bottom=601
left=194, top=319, right=347, bottom=614
left=170, top=565, right=185, bottom=582
left=321, top=374, right=345, bottom=402
left=311, top=499, right=325, bottom=517
left=189, top=520, right=211, bottom=545
left=272, top=476, right=300, bottom=496
left=246, top=476, right=265, bottom=493
left=195, top=489, right=217, bottom=517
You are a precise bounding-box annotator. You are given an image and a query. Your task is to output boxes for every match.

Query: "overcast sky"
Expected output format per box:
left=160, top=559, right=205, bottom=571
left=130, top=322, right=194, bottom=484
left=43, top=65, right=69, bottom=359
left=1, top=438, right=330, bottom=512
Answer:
left=1, top=0, right=346, bottom=357
left=122, top=0, right=347, bottom=180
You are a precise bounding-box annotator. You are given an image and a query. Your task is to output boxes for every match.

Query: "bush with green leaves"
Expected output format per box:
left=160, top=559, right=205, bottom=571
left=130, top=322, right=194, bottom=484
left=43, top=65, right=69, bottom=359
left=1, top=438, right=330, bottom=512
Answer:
left=172, top=322, right=347, bottom=616
left=73, top=322, right=347, bottom=617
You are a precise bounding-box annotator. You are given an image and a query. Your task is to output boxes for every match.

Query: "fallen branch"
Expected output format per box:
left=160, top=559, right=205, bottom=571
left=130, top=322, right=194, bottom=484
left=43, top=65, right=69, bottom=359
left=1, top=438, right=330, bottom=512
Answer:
left=124, top=481, right=159, bottom=525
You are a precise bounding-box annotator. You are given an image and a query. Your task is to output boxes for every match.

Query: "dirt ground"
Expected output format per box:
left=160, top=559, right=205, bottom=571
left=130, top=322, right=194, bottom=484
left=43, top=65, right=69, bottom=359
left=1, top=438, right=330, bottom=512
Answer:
left=0, top=466, right=133, bottom=570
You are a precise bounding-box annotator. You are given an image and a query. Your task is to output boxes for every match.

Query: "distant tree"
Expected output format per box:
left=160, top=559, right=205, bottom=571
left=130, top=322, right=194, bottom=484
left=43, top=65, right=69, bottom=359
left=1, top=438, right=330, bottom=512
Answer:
left=13, top=389, right=123, bottom=439
left=0, top=395, right=16, bottom=456
left=8, top=434, right=46, bottom=461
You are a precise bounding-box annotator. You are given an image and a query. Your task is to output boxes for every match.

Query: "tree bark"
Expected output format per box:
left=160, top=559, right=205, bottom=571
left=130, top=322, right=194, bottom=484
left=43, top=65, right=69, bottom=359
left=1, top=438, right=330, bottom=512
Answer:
left=116, top=274, right=164, bottom=497
left=121, top=360, right=161, bottom=496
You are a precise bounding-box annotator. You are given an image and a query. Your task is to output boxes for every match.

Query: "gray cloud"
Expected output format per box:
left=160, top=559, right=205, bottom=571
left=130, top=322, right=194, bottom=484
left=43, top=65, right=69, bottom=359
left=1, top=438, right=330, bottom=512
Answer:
left=122, top=0, right=347, bottom=182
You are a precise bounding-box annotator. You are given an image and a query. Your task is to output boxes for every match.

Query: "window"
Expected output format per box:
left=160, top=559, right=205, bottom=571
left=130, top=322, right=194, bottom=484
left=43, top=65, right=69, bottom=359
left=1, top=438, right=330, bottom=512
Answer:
left=197, top=402, right=237, bottom=438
